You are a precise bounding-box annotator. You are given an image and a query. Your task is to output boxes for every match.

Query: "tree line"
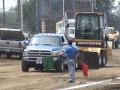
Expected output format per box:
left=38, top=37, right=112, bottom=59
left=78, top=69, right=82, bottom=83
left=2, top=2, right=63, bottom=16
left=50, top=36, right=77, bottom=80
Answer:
left=0, top=0, right=120, bottom=35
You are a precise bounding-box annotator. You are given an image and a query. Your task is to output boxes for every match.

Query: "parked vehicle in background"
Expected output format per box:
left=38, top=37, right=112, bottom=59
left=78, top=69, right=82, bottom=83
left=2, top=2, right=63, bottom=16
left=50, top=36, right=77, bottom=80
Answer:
left=56, top=19, right=75, bottom=39
left=22, top=33, right=68, bottom=72
left=106, top=27, right=120, bottom=48
left=0, top=28, right=25, bottom=59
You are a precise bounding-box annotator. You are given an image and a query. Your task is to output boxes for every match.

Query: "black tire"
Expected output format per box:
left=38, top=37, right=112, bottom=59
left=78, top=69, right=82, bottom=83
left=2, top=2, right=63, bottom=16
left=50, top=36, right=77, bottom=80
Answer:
left=98, top=54, right=102, bottom=67
left=34, top=64, right=44, bottom=71
left=101, top=52, right=107, bottom=67
left=77, top=51, right=84, bottom=70
left=75, top=62, right=78, bottom=71
left=76, top=57, right=82, bottom=70
left=115, top=40, right=119, bottom=48
left=19, top=54, right=22, bottom=59
left=77, top=62, right=82, bottom=70
left=6, top=54, right=11, bottom=58
left=55, top=59, right=64, bottom=72
left=84, top=52, right=100, bottom=69
left=34, top=67, right=39, bottom=70
left=22, top=60, right=29, bottom=72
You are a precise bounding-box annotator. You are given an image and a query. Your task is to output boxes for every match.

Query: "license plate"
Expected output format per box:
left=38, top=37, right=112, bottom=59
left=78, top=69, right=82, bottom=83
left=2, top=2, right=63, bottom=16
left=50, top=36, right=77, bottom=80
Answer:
left=36, top=57, right=43, bottom=64
left=5, top=49, right=10, bottom=52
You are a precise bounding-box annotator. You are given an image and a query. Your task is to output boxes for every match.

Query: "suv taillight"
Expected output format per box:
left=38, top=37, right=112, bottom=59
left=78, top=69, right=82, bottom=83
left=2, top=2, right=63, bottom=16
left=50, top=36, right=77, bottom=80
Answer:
left=19, top=42, right=22, bottom=48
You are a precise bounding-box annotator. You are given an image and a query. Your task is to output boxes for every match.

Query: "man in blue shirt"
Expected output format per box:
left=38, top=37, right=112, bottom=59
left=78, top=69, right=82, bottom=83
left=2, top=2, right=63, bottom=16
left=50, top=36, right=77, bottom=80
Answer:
left=65, top=40, right=78, bottom=83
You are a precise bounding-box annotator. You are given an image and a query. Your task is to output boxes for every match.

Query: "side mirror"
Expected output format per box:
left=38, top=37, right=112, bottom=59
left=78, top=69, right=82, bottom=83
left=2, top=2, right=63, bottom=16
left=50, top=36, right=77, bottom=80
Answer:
left=62, top=42, right=68, bottom=45
left=24, top=40, right=30, bottom=46
left=66, top=24, right=69, bottom=28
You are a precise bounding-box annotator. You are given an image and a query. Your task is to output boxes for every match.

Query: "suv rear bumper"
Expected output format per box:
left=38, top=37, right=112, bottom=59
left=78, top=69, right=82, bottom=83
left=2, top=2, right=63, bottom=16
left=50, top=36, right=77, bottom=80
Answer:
left=0, top=47, right=23, bottom=55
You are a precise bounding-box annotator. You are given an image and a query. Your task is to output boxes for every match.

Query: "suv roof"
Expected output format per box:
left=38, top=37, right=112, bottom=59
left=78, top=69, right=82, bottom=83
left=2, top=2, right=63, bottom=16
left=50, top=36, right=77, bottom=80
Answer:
left=108, top=27, right=114, bottom=29
left=34, top=33, right=65, bottom=37
left=0, top=28, right=21, bottom=31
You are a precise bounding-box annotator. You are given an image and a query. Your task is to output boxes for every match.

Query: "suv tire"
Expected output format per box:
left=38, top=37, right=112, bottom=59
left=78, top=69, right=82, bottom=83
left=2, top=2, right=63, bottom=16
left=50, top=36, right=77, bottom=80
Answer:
left=22, top=60, right=29, bottom=72
left=6, top=54, right=11, bottom=58
left=55, top=59, right=64, bottom=72
left=19, top=54, right=22, bottom=59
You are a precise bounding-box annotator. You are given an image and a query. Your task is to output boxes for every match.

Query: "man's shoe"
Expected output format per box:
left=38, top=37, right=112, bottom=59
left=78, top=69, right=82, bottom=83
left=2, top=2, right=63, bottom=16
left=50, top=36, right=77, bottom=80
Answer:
left=68, top=80, right=74, bottom=83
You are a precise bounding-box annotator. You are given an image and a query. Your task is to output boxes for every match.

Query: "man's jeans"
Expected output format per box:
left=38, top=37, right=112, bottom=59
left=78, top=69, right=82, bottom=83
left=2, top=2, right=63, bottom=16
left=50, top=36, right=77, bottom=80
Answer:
left=67, top=59, right=75, bottom=82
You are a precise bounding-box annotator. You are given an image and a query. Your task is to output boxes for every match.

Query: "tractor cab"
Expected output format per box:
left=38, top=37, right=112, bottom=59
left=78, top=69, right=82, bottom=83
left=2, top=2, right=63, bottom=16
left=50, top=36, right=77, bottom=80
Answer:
left=75, top=12, right=104, bottom=40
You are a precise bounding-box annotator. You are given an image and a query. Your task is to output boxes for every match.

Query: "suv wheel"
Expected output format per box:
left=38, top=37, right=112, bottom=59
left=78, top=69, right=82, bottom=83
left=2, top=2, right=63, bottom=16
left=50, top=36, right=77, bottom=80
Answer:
left=19, top=54, right=22, bottom=59
left=6, top=54, right=11, bottom=58
left=34, top=64, right=44, bottom=71
left=55, top=60, right=64, bottom=72
left=22, top=60, right=29, bottom=72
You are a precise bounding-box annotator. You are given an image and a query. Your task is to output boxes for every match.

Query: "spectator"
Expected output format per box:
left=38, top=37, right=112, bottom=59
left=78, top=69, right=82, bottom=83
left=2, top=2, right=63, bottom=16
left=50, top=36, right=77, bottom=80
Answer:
left=64, top=40, right=78, bottom=83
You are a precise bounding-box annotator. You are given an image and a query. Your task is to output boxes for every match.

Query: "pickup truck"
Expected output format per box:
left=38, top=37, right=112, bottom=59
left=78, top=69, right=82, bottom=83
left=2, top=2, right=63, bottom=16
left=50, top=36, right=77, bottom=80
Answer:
left=0, top=28, right=25, bottom=59
left=22, top=33, right=68, bottom=72
left=106, top=27, right=120, bottom=48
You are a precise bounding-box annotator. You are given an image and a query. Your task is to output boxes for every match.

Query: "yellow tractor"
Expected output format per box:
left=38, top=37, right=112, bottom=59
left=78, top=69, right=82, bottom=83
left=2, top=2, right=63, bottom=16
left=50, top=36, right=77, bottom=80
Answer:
left=75, top=12, right=112, bottom=69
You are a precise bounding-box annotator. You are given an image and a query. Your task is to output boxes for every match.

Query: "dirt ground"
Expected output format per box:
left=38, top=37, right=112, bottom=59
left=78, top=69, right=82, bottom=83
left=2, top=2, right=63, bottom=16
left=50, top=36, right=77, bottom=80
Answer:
left=0, top=49, right=120, bottom=90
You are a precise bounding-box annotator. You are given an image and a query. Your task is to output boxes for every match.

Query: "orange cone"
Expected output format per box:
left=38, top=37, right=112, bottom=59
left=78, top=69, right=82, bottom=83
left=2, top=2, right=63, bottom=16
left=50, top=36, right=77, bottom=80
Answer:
left=82, top=63, right=89, bottom=77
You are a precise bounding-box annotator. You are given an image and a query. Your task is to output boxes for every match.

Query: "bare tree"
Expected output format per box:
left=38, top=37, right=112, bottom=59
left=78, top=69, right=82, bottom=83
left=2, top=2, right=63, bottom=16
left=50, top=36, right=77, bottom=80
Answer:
left=17, top=0, right=21, bottom=29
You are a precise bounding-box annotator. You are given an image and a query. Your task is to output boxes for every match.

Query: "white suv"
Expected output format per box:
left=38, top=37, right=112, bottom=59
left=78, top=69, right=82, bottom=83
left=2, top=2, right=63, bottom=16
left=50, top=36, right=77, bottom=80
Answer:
left=106, top=27, right=119, bottom=48
left=0, top=28, right=25, bottom=59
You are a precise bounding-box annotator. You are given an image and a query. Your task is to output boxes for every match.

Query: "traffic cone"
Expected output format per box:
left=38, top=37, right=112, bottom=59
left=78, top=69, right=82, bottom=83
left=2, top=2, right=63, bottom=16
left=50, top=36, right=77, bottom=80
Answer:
left=82, top=63, right=89, bottom=77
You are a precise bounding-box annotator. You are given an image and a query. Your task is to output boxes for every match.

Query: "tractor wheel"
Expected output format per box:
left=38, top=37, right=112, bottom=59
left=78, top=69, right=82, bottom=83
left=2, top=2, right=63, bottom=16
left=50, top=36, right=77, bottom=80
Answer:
left=75, top=61, right=78, bottom=71
left=83, top=52, right=100, bottom=69
left=98, top=54, right=102, bottom=67
left=101, top=52, right=107, bottom=67
left=102, top=41, right=107, bottom=48
left=76, top=59, right=82, bottom=70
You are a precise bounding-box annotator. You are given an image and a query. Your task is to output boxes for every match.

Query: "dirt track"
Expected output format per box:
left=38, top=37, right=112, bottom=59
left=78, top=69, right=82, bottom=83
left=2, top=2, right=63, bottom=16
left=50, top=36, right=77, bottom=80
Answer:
left=0, top=49, right=120, bottom=90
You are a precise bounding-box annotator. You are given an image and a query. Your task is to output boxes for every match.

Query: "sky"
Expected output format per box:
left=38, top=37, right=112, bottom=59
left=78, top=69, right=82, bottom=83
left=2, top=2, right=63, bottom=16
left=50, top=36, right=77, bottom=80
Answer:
left=114, top=0, right=119, bottom=6
left=0, top=0, right=17, bottom=11
left=0, top=0, right=119, bottom=12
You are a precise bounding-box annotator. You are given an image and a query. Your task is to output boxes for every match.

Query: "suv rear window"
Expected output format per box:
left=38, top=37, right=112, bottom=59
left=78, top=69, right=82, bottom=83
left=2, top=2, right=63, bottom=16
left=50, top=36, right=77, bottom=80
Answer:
left=0, top=31, right=25, bottom=41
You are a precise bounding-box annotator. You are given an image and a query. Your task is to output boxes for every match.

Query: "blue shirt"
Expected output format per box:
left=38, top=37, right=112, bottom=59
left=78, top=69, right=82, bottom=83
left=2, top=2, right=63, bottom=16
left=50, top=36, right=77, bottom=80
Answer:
left=65, top=45, right=78, bottom=59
